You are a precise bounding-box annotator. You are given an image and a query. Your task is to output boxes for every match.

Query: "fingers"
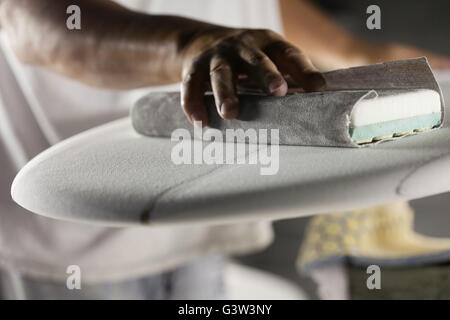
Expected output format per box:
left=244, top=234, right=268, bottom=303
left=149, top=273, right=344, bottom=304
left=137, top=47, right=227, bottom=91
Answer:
left=210, top=56, right=239, bottom=119
left=265, top=41, right=325, bottom=92
left=238, top=46, right=288, bottom=96
left=181, top=62, right=208, bottom=127
left=180, top=31, right=324, bottom=126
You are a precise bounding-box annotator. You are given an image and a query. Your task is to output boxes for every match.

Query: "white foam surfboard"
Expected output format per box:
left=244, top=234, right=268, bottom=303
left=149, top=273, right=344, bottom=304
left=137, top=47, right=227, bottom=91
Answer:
left=11, top=73, right=450, bottom=227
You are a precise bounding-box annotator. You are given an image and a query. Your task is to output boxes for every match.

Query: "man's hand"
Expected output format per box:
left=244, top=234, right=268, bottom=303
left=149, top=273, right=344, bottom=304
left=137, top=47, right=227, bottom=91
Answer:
left=180, top=28, right=325, bottom=125
left=1, top=0, right=324, bottom=126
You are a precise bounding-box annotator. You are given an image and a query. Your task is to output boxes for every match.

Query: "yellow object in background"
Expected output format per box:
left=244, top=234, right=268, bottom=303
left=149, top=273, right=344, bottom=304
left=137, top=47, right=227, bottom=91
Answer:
left=298, top=202, right=450, bottom=272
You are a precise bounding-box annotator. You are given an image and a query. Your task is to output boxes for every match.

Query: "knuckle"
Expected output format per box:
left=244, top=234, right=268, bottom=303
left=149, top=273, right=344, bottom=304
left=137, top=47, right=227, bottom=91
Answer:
left=210, top=53, right=232, bottom=75
left=237, top=29, right=259, bottom=43
left=182, top=64, right=205, bottom=85
left=183, top=52, right=209, bottom=76
left=210, top=62, right=231, bottom=76
left=282, top=45, right=301, bottom=58
left=244, top=51, right=268, bottom=66
left=190, top=54, right=206, bottom=68
left=181, top=70, right=198, bottom=85
left=266, top=40, right=300, bottom=57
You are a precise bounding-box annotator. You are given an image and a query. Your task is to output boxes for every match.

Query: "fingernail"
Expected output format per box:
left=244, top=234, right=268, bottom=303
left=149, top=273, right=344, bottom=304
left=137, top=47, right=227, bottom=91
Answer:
left=268, top=78, right=288, bottom=96
left=190, top=113, right=204, bottom=128
left=220, top=98, right=239, bottom=119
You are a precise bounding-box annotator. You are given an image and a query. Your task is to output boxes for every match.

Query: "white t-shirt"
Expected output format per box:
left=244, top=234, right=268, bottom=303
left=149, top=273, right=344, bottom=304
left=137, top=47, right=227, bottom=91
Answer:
left=0, top=0, right=281, bottom=282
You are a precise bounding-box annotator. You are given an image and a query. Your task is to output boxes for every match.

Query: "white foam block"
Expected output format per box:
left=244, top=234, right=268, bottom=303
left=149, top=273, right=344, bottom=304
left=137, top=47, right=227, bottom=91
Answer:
left=351, top=89, right=441, bottom=127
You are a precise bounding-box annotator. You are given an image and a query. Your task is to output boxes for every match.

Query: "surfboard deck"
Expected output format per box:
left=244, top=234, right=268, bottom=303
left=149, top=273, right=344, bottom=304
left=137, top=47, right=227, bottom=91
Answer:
left=11, top=73, right=450, bottom=227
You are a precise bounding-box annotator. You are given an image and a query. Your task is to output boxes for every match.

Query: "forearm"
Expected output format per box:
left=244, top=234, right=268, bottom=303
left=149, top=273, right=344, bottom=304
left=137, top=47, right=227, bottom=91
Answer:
left=0, top=0, right=224, bottom=88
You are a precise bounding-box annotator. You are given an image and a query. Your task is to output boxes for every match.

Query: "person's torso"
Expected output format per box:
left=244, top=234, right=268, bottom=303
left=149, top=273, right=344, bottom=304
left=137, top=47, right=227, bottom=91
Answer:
left=0, top=0, right=279, bottom=282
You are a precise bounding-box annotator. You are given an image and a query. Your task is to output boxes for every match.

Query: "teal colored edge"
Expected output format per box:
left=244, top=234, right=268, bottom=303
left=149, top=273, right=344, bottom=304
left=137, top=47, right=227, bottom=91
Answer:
left=350, top=113, right=442, bottom=142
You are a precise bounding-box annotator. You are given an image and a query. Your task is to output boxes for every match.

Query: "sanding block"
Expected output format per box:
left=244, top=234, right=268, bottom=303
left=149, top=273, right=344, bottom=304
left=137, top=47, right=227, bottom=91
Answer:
left=132, top=58, right=444, bottom=147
